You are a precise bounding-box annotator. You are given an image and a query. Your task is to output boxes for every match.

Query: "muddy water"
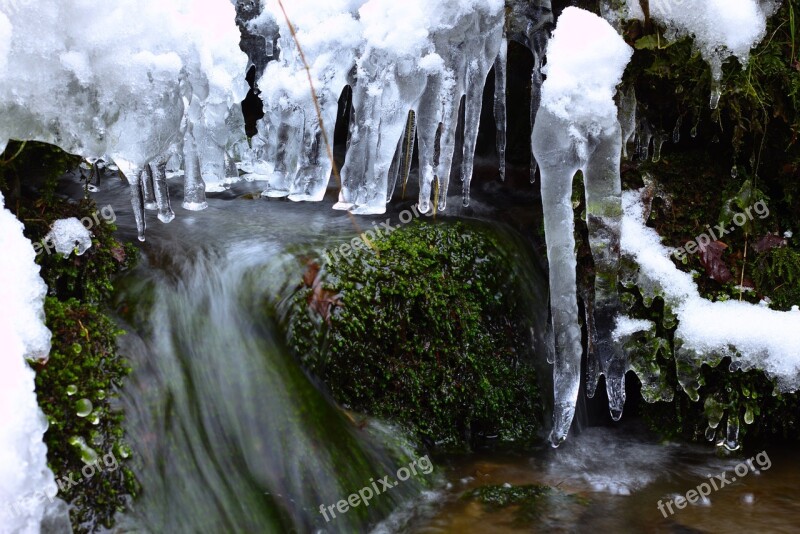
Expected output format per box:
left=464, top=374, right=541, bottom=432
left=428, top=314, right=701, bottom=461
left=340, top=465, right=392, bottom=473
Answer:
left=405, top=425, right=800, bottom=533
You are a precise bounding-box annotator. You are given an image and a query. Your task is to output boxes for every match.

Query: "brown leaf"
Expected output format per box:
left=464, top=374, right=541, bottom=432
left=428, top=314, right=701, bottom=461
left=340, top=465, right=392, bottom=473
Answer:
left=302, top=261, right=320, bottom=288
left=110, top=245, right=126, bottom=263
left=753, top=233, right=787, bottom=254
left=698, top=241, right=733, bottom=283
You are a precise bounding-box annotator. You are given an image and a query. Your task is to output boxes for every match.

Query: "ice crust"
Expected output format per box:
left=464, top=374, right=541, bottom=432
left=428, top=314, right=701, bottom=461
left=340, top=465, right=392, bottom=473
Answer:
left=0, top=0, right=248, bottom=241
left=44, top=218, right=92, bottom=257
left=253, top=0, right=506, bottom=213
left=0, top=192, right=57, bottom=533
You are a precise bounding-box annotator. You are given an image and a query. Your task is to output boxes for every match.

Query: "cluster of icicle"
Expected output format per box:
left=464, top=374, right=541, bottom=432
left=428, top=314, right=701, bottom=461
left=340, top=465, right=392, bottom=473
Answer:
left=240, top=0, right=554, bottom=214
left=0, top=0, right=554, bottom=241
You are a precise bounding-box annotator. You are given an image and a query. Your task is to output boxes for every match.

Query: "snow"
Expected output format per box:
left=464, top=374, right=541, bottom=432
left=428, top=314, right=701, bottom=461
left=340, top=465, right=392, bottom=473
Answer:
left=541, top=7, right=633, bottom=132
left=613, top=316, right=655, bottom=341
left=608, top=0, right=775, bottom=108
left=44, top=218, right=92, bottom=257
left=622, top=189, right=800, bottom=393
left=0, top=192, right=57, bottom=532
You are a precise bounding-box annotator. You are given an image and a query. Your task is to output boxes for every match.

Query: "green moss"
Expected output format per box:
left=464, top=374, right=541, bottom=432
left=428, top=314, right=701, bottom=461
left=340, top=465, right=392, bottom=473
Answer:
left=2, top=141, right=138, bottom=531
left=284, top=219, right=543, bottom=450
left=462, top=484, right=588, bottom=527
left=37, top=298, right=137, bottom=528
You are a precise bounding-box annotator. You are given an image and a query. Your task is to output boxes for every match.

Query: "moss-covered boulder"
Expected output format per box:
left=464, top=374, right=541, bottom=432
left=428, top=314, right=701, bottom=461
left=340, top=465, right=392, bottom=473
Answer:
left=285, top=219, right=544, bottom=450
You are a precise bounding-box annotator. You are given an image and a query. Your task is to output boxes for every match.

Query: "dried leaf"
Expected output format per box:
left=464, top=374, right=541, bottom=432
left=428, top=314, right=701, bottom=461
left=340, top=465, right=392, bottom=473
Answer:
left=753, top=233, right=787, bottom=254
left=699, top=241, right=733, bottom=283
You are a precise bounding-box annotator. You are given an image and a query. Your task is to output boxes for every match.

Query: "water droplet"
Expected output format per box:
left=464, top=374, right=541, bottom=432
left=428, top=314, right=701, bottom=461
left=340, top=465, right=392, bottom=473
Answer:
left=69, top=436, right=99, bottom=464
left=744, top=405, right=755, bottom=425
left=118, top=444, right=132, bottom=459
left=76, top=398, right=93, bottom=418
left=71, top=343, right=82, bottom=355
left=731, top=166, right=738, bottom=179
left=95, top=389, right=106, bottom=400
left=66, top=384, right=78, bottom=396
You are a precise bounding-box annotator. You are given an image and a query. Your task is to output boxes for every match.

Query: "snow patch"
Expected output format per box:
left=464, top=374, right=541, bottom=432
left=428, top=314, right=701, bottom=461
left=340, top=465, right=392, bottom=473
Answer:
left=0, top=191, right=57, bottom=532
left=622, top=189, right=800, bottom=391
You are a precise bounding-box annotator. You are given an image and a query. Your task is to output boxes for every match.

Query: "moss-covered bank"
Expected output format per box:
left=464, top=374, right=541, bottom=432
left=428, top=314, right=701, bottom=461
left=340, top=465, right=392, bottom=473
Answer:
left=1, top=141, right=138, bottom=531
left=284, top=219, right=544, bottom=450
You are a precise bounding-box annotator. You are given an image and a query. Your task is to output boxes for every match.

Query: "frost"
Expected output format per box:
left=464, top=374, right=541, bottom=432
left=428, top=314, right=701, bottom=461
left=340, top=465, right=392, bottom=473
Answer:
left=44, top=217, right=92, bottom=257
left=0, top=192, right=58, bottom=532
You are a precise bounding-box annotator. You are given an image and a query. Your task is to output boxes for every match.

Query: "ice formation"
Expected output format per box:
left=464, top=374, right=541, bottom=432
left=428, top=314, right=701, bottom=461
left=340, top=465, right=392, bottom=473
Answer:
left=532, top=7, right=633, bottom=446
left=604, top=0, right=779, bottom=108
left=0, top=0, right=248, bottom=241
left=0, top=192, right=58, bottom=532
left=44, top=218, right=93, bottom=257
left=621, top=188, right=800, bottom=448
left=250, top=0, right=509, bottom=214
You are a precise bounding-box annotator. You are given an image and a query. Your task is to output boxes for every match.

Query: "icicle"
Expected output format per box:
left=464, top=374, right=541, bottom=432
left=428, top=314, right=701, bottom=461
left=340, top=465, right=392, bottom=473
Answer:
left=387, top=111, right=417, bottom=202
left=652, top=133, right=666, bottom=163
left=142, top=163, right=157, bottom=210
left=672, top=116, right=682, bottom=144
left=461, top=42, right=498, bottom=208
left=182, top=129, right=208, bottom=211
left=494, top=39, right=508, bottom=182
left=709, top=56, right=723, bottom=109
left=530, top=52, right=544, bottom=183
left=637, top=121, right=653, bottom=161
left=618, top=86, right=637, bottom=159
left=149, top=152, right=175, bottom=224
left=724, top=414, right=741, bottom=451
left=704, top=397, right=725, bottom=430
left=532, top=7, right=632, bottom=445
left=117, top=161, right=147, bottom=242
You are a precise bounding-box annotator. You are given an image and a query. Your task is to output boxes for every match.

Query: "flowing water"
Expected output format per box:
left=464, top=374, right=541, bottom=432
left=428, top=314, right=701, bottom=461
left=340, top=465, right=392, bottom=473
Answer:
left=79, top=173, right=800, bottom=533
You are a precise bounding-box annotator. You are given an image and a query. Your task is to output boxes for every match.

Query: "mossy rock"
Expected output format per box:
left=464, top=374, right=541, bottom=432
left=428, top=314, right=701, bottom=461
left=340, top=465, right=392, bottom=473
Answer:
left=284, top=219, right=544, bottom=450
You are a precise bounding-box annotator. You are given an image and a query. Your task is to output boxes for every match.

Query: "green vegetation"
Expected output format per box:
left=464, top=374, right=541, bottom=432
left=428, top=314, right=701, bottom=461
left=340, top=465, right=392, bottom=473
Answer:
left=1, top=141, right=139, bottom=531
left=463, top=483, right=587, bottom=527
left=569, top=1, right=800, bottom=451
left=284, top=219, right=543, bottom=450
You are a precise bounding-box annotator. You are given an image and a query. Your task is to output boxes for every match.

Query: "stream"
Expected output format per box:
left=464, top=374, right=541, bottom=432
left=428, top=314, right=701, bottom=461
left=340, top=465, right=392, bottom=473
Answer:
left=81, top=173, right=800, bottom=533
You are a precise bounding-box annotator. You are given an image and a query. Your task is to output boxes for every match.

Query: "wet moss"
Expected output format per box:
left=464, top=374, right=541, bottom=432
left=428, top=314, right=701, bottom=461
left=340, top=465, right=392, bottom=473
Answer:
left=463, top=483, right=588, bottom=527
left=284, top=219, right=543, bottom=451
left=1, top=141, right=139, bottom=531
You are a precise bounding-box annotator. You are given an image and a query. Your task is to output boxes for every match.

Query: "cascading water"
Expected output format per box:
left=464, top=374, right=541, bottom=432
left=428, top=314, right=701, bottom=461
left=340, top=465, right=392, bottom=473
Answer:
left=109, top=189, right=428, bottom=532
left=0, top=6, right=796, bottom=515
